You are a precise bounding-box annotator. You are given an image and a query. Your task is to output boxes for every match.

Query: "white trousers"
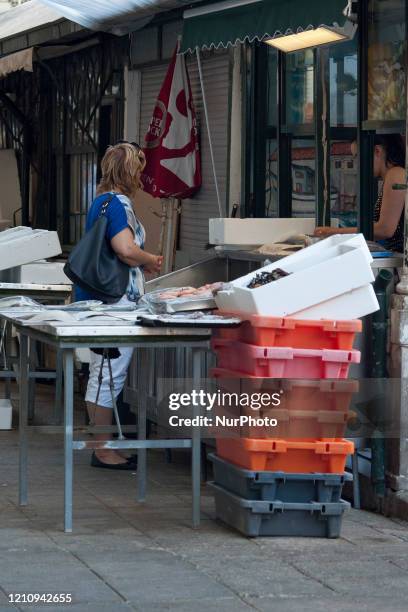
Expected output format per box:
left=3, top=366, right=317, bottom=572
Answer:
left=85, top=296, right=134, bottom=409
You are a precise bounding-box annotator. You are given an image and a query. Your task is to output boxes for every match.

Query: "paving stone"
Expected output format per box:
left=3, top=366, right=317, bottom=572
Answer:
left=245, top=596, right=408, bottom=612
left=76, top=549, right=234, bottom=604
left=50, top=533, right=150, bottom=552
left=291, top=559, right=408, bottom=596
left=0, top=551, right=123, bottom=604
left=185, top=553, right=328, bottom=598
left=20, top=605, right=136, bottom=612
left=3, top=393, right=408, bottom=610
left=0, top=592, right=12, bottom=606
left=145, top=597, right=254, bottom=611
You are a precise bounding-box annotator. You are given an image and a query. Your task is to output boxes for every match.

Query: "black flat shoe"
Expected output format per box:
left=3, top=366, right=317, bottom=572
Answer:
left=91, top=452, right=137, bottom=471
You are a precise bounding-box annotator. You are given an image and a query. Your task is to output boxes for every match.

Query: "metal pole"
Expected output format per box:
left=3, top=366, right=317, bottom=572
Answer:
left=19, top=333, right=29, bottom=506
left=195, top=47, right=223, bottom=217
left=191, top=347, right=202, bottom=528
left=63, top=349, right=74, bottom=533
left=137, top=348, right=148, bottom=502
left=54, top=350, right=63, bottom=426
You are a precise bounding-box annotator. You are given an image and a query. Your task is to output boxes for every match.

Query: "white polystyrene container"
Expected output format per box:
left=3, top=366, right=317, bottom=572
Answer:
left=291, top=285, right=379, bottom=320
left=209, top=218, right=316, bottom=246
left=0, top=399, right=12, bottom=430
left=215, top=234, right=378, bottom=319
left=18, top=261, right=71, bottom=284
left=0, top=227, right=61, bottom=271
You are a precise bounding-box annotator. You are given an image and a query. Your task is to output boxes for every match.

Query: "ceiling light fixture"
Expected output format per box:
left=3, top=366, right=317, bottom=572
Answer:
left=265, top=26, right=348, bottom=53
left=265, top=1, right=358, bottom=53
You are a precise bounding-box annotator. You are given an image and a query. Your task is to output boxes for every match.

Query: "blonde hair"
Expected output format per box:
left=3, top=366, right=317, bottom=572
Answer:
left=97, top=142, right=146, bottom=199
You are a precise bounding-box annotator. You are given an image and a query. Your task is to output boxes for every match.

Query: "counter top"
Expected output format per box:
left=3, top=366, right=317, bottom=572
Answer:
left=215, top=247, right=403, bottom=269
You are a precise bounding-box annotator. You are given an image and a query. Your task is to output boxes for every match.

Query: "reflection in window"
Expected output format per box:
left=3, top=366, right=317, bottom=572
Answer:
left=291, top=140, right=316, bottom=217
left=267, top=49, right=278, bottom=126
left=286, top=50, right=314, bottom=125
left=330, top=141, right=357, bottom=227
left=265, top=139, right=278, bottom=217
left=368, top=0, right=405, bottom=120
left=330, top=41, right=357, bottom=127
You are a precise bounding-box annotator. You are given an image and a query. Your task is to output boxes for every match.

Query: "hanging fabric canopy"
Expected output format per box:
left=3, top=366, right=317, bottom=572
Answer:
left=40, top=0, right=205, bottom=35
left=181, top=0, right=347, bottom=53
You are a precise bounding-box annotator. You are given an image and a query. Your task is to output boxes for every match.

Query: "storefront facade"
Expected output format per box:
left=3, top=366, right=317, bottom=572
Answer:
left=0, top=0, right=408, bottom=509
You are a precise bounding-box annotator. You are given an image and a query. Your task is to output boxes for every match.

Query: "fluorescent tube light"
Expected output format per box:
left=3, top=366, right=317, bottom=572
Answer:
left=265, top=27, right=348, bottom=53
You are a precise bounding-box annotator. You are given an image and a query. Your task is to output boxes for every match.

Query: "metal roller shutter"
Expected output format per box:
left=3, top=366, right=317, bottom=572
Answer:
left=139, top=51, right=230, bottom=265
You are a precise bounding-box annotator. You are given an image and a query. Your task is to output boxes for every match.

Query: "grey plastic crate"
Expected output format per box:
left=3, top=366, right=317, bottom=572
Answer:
left=209, top=453, right=352, bottom=502
left=209, top=482, right=350, bottom=538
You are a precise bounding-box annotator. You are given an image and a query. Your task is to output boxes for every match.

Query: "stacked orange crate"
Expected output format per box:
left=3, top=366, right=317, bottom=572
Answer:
left=211, top=317, right=361, bottom=474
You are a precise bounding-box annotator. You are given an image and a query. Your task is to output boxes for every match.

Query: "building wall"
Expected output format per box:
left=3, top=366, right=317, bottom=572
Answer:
left=128, top=19, right=232, bottom=267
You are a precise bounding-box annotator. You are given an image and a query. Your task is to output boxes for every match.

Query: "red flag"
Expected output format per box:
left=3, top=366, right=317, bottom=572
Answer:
left=142, top=44, right=201, bottom=199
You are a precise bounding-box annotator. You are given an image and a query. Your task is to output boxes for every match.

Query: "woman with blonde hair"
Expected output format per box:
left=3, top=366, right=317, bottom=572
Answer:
left=75, top=141, right=162, bottom=469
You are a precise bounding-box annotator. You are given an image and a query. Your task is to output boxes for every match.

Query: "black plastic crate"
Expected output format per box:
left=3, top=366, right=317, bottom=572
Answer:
left=209, top=482, right=350, bottom=538
left=209, top=453, right=352, bottom=502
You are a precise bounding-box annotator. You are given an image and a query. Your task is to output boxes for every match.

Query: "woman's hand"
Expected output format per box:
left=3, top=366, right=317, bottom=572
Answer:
left=144, top=254, right=163, bottom=274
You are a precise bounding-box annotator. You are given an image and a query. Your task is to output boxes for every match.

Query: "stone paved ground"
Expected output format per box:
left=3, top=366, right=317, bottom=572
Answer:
left=1, top=386, right=408, bottom=611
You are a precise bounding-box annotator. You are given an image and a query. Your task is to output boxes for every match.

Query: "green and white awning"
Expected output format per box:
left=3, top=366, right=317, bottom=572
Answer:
left=181, top=0, right=347, bottom=53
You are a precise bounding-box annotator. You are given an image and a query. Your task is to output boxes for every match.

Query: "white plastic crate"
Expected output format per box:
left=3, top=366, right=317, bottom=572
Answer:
left=293, top=284, right=379, bottom=320
left=209, top=218, right=316, bottom=246
left=7, top=261, right=72, bottom=285
left=215, top=234, right=379, bottom=319
left=0, top=399, right=12, bottom=430
left=0, top=227, right=61, bottom=271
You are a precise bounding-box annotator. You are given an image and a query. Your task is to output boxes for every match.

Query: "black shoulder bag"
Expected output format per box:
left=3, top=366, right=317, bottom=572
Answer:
left=64, top=195, right=130, bottom=304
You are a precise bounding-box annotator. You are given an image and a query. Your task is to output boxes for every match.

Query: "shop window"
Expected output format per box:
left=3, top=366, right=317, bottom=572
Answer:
left=330, top=39, right=357, bottom=127
left=251, top=38, right=358, bottom=221
left=330, top=141, right=357, bottom=227
left=286, top=50, right=314, bottom=125
left=291, top=139, right=316, bottom=218
left=265, top=138, right=278, bottom=217
left=368, top=0, right=406, bottom=121
left=267, top=48, right=278, bottom=127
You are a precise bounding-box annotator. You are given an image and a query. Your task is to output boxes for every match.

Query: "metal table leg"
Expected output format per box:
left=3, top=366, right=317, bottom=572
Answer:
left=54, top=350, right=63, bottom=425
left=63, top=349, right=74, bottom=533
left=27, top=339, right=37, bottom=424
left=18, top=333, right=29, bottom=506
left=1, top=320, right=11, bottom=399
left=137, top=348, right=148, bottom=502
left=191, top=347, right=202, bottom=528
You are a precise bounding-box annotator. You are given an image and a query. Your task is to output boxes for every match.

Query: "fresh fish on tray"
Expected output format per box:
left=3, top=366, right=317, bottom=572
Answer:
left=140, top=283, right=225, bottom=313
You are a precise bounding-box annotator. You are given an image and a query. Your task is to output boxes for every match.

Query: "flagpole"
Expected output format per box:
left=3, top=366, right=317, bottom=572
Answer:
left=195, top=46, right=223, bottom=218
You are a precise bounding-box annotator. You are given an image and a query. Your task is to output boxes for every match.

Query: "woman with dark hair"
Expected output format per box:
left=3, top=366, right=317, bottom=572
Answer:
left=315, top=134, right=406, bottom=252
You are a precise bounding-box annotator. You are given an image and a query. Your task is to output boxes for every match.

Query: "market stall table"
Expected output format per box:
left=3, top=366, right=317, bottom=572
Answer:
left=0, top=282, right=72, bottom=302
left=0, top=283, right=72, bottom=421
left=0, top=313, right=211, bottom=532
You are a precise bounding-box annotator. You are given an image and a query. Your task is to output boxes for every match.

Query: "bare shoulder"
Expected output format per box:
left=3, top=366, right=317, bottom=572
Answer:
left=385, top=166, right=406, bottom=185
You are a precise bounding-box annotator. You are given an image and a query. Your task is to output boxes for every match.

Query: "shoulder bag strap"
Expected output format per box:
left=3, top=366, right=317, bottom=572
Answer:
left=99, top=193, right=116, bottom=217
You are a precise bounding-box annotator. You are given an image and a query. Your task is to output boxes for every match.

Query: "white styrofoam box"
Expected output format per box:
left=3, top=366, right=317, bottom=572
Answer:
left=0, top=226, right=61, bottom=271
left=0, top=399, right=12, bottom=430
left=11, top=261, right=72, bottom=285
left=209, top=218, right=316, bottom=246
left=292, top=285, right=379, bottom=320
left=215, top=234, right=376, bottom=318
